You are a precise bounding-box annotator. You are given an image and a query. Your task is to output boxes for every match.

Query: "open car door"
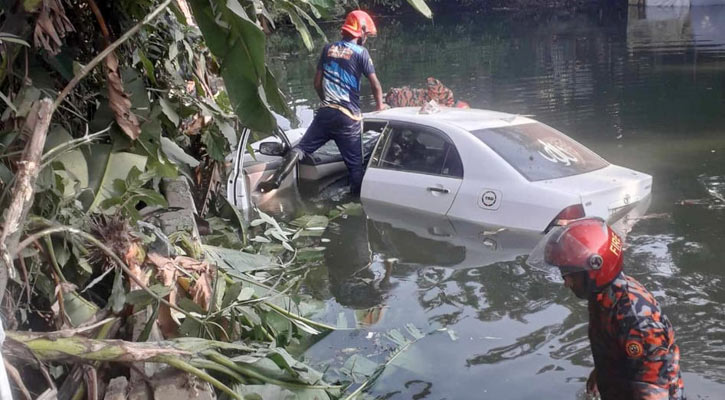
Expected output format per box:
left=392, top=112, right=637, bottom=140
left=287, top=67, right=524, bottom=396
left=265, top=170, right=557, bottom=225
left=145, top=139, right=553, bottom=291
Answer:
left=227, top=127, right=296, bottom=211
left=227, top=119, right=388, bottom=210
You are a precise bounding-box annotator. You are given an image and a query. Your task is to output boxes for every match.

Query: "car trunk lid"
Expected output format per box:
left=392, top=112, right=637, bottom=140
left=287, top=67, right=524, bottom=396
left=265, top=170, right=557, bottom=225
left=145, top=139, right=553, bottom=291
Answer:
left=534, top=165, right=653, bottom=222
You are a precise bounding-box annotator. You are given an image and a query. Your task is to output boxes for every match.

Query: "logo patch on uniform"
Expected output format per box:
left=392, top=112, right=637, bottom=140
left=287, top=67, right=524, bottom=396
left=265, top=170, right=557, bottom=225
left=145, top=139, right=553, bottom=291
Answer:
left=625, top=341, right=643, bottom=358
left=327, top=45, right=354, bottom=60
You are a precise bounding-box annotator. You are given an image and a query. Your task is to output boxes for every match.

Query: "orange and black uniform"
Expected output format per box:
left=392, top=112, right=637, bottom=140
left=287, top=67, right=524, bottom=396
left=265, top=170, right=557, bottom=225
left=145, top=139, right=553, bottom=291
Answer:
left=589, top=273, right=685, bottom=399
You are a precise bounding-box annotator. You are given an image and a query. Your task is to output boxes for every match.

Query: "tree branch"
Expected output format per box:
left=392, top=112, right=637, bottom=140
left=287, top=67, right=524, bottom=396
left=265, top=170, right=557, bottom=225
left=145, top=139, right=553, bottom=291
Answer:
left=0, top=0, right=173, bottom=310
left=13, top=225, right=204, bottom=324
left=0, top=98, right=53, bottom=307
left=5, top=331, right=190, bottom=362
left=51, top=0, right=172, bottom=111
left=4, top=360, right=31, bottom=400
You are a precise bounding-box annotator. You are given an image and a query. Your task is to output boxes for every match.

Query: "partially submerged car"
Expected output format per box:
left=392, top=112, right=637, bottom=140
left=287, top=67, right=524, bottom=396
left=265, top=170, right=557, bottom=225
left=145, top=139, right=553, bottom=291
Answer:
left=363, top=195, right=650, bottom=270
left=228, top=107, right=652, bottom=232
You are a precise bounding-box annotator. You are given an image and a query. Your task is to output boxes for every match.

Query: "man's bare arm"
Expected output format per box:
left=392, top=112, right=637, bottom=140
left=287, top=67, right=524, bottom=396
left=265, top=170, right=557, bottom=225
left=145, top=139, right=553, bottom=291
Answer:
left=368, top=73, right=384, bottom=111
left=314, top=69, right=324, bottom=101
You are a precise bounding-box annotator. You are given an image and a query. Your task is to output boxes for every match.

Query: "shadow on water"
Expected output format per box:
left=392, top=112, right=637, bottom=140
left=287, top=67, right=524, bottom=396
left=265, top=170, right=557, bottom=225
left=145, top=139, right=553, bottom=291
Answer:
left=266, top=5, right=725, bottom=399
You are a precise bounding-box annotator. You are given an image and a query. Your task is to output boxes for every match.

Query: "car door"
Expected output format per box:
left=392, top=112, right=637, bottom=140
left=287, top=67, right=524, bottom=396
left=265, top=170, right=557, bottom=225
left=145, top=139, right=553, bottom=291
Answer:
left=361, top=122, right=464, bottom=215
left=227, top=127, right=294, bottom=211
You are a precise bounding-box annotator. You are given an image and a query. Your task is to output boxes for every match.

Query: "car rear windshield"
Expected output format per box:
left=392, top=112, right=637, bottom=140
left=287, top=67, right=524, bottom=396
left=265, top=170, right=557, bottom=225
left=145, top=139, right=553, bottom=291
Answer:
left=470, top=123, right=609, bottom=181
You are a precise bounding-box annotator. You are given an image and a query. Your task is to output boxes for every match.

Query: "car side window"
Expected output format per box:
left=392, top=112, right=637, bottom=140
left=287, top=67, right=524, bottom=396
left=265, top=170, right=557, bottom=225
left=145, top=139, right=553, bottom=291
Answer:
left=379, top=126, right=463, bottom=178
left=442, top=145, right=463, bottom=178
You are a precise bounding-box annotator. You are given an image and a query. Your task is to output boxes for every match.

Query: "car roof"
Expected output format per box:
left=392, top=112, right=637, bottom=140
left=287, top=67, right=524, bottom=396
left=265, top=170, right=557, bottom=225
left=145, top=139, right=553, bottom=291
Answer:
left=364, top=107, right=537, bottom=131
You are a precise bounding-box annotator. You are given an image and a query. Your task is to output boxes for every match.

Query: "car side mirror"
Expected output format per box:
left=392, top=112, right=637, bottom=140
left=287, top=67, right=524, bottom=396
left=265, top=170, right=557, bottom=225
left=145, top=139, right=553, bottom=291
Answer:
left=258, top=142, right=287, bottom=156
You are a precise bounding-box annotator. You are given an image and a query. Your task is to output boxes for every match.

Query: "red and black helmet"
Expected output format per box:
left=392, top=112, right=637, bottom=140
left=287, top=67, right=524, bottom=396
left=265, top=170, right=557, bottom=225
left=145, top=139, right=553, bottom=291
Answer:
left=528, top=218, right=623, bottom=289
left=341, top=10, right=377, bottom=38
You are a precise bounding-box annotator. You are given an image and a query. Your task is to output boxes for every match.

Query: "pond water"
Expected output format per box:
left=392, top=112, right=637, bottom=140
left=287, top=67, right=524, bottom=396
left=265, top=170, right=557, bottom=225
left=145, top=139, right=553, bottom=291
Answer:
left=267, top=5, right=725, bottom=399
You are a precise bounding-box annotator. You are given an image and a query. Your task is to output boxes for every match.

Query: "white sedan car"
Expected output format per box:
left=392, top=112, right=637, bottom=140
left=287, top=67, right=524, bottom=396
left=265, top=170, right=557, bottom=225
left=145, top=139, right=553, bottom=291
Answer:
left=228, top=107, right=652, bottom=232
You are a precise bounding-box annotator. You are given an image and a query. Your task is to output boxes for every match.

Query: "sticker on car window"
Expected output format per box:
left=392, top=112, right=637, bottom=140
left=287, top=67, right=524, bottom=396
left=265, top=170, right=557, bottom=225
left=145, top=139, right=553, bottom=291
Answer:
left=537, top=139, right=578, bottom=166
left=478, top=189, right=502, bottom=210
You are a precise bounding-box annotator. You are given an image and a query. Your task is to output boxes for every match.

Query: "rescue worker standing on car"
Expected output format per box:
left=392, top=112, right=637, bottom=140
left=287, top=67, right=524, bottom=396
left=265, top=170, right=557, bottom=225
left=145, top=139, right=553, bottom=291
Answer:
left=257, top=10, right=385, bottom=196
left=528, top=218, right=685, bottom=400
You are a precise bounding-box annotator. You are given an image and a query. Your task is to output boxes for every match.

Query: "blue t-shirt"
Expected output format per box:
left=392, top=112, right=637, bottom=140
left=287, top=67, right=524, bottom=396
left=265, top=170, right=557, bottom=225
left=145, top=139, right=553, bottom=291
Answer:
left=318, top=40, right=375, bottom=117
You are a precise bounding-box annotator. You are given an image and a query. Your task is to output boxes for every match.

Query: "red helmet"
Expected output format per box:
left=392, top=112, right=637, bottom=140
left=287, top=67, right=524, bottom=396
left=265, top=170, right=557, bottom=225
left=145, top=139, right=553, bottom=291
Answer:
left=528, top=218, right=623, bottom=289
left=341, top=10, right=377, bottom=38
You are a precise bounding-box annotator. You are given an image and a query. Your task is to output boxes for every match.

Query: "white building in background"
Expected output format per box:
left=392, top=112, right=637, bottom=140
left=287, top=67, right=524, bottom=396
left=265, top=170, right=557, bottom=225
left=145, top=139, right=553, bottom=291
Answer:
left=628, top=4, right=725, bottom=51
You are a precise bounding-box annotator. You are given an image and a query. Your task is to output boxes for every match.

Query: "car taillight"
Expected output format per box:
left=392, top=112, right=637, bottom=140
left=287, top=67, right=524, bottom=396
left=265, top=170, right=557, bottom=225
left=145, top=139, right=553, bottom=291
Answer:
left=546, top=204, right=586, bottom=231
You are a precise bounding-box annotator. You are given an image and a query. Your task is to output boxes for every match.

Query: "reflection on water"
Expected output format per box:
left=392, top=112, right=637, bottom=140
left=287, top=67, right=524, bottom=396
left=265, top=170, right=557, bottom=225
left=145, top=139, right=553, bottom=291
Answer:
left=267, top=5, right=725, bottom=399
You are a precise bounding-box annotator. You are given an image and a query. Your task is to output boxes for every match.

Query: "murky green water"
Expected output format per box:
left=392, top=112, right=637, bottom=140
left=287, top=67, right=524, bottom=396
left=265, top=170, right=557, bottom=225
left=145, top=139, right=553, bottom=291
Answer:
left=268, top=6, right=725, bottom=399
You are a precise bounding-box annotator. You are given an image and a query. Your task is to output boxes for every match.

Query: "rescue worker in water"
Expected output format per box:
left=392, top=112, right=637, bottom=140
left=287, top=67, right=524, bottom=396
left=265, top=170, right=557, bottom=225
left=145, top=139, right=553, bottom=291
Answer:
left=528, top=218, right=685, bottom=400
left=257, top=10, right=385, bottom=196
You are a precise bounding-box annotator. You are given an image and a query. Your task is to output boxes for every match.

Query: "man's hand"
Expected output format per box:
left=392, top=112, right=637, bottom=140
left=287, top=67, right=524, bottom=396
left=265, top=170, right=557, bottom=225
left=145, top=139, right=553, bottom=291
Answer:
left=586, top=369, right=599, bottom=396
left=368, top=73, right=384, bottom=111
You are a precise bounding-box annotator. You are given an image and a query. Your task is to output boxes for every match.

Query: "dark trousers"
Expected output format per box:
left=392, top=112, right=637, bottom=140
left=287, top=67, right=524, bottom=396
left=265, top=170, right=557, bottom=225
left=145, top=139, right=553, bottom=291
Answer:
left=295, top=107, right=364, bottom=195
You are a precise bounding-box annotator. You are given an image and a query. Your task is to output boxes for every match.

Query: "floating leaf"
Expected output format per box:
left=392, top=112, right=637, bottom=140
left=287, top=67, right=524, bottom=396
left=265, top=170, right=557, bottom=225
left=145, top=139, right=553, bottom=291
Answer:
left=250, top=236, right=271, bottom=243
left=385, top=328, right=410, bottom=347
left=233, top=384, right=332, bottom=400
left=342, top=354, right=378, bottom=378
left=338, top=202, right=363, bottom=216
left=290, top=215, right=329, bottom=230
left=296, top=247, right=325, bottom=262
left=405, top=323, right=425, bottom=340
left=281, top=240, right=294, bottom=252
left=336, top=311, right=348, bottom=329
left=258, top=209, right=286, bottom=236
left=203, top=244, right=275, bottom=274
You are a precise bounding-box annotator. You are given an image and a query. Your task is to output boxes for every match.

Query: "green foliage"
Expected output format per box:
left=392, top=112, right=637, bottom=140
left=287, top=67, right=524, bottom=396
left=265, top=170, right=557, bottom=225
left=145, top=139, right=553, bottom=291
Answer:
left=99, top=166, right=168, bottom=220
left=0, top=0, right=434, bottom=397
left=405, top=0, right=433, bottom=18
left=186, top=0, right=327, bottom=132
